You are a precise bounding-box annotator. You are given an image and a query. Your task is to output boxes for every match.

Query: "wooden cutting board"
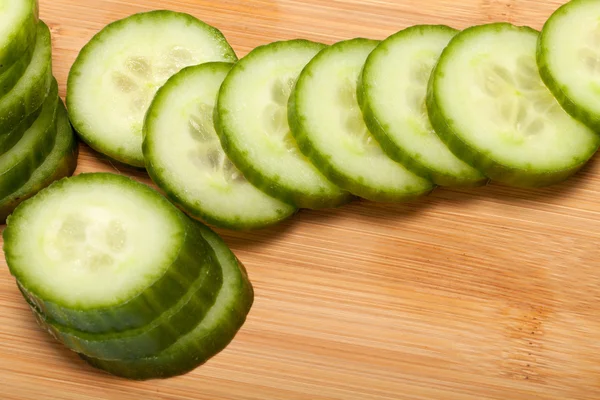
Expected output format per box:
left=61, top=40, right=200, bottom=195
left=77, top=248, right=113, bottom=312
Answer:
left=2, top=0, right=600, bottom=399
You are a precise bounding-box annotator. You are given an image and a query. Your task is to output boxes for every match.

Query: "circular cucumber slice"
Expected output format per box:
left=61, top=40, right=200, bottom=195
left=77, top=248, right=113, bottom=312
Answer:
left=427, top=23, right=600, bottom=187
left=288, top=38, right=434, bottom=202
left=215, top=40, right=351, bottom=209
left=67, top=10, right=238, bottom=168
left=4, top=173, right=217, bottom=334
left=359, top=25, right=487, bottom=187
left=144, top=62, right=296, bottom=230
left=79, top=223, right=253, bottom=380
left=0, top=0, right=38, bottom=75
left=538, top=0, right=600, bottom=132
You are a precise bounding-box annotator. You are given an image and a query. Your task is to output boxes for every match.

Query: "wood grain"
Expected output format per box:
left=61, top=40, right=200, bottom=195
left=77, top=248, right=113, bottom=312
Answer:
left=2, top=0, right=599, bottom=399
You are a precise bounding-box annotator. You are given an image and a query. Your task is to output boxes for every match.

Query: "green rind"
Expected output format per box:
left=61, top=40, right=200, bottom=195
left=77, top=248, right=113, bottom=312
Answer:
left=4, top=173, right=216, bottom=334
left=357, top=25, right=488, bottom=187
left=0, top=0, right=39, bottom=76
left=0, top=39, right=36, bottom=99
left=214, top=39, right=353, bottom=209
left=537, top=0, right=600, bottom=132
left=0, top=100, right=78, bottom=223
left=67, top=10, right=238, bottom=168
left=426, top=22, right=599, bottom=188
left=0, top=105, right=42, bottom=154
left=79, top=223, right=254, bottom=380
left=0, top=21, right=52, bottom=135
left=143, top=62, right=297, bottom=231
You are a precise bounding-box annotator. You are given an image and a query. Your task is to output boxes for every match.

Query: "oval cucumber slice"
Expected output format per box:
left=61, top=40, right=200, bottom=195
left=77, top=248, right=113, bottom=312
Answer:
left=427, top=23, right=599, bottom=188
left=143, top=62, right=296, bottom=230
left=215, top=40, right=351, bottom=209
left=288, top=38, right=434, bottom=202
left=538, top=0, right=600, bottom=131
left=358, top=25, right=487, bottom=187
left=79, top=223, right=254, bottom=380
left=0, top=0, right=38, bottom=75
left=4, top=173, right=217, bottom=334
left=67, top=10, right=238, bottom=168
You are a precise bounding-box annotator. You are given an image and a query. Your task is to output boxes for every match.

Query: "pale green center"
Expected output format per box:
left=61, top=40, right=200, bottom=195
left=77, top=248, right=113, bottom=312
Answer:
left=261, top=77, right=298, bottom=152
left=338, top=77, right=378, bottom=153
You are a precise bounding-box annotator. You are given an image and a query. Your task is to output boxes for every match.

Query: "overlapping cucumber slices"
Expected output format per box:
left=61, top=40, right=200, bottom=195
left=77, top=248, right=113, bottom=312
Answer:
left=4, top=173, right=254, bottom=380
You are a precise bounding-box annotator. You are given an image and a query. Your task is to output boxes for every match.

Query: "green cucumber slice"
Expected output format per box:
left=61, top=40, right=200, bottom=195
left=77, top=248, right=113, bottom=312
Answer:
left=67, top=10, right=238, bottom=168
left=0, top=21, right=52, bottom=135
left=0, top=0, right=38, bottom=75
left=0, top=39, right=36, bottom=98
left=215, top=40, right=351, bottom=209
left=4, top=173, right=217, bottom=334
left=0, top=99, right=78, bottom=223
left=79, top=223, right=254, bottom=380
left=0, top=79, right=58, bottom=200
left=143, top=62, right=296, bottom=230
left=288, top=38, right=434, bottom=202
left=538, top=0, right=600, bottom=131
left=427, top=23, right=599, bottom=187
left=358, top=25, right=487, bottom=187
left=0, top=104, right=42, bottom=154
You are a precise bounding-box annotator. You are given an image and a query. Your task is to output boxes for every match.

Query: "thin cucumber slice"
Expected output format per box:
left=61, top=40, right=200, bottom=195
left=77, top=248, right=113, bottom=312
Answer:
left=427, top=23, right=600, bottom=187
left=0, top=21, right=52, bottom=135
left=215, top=40, right=351, bottom=209
left=288, top=38, right=434, bottom=202
left=79, top=223, right=254, bottom=380
left=0, top=104, right=42, bottom=154
left=538, top=0, right=600, bottom=131
left=67, top=10, right=238, bottom=167
left=358, top=25, right=487, bottom=187
left=0, top=0, right=38, bottom=75
left=0, top=99, right=78, bottom=223
left=0, top=79, right=58, bottom=200
left=4, top=173, right=217, bottom=334
left=0, top=40, right=36, bottom=98
left=144, top=62, right=296, bottom=230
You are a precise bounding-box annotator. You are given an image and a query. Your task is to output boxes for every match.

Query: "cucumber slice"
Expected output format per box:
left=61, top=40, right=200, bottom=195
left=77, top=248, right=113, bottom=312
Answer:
left=358, top=25, right=487, bottom=187
left=4, top=173, right=218, bottom=334
left=0, top=0, right=38, bottom=75
left=538, top=0, right=600, bottom=131
left=0, top=104, right=42, bottom=154
left=427, top=23, right=599, bottom=187
left=0, top=79, right=58, bottom=200
left=215, top=40, right=351, bottom=209
left=79, top=223, right=254, bottom=380
left=0, top=99, right=78, bottom=223
left=0, top=21, right=52, bottom=135
left=288, top=38, right=434, bottom=202
left=143, top=62, right=297, bottom=230
left=0, top=40, right=36, bottom=98
left=67, top=10, right=238, bottom=168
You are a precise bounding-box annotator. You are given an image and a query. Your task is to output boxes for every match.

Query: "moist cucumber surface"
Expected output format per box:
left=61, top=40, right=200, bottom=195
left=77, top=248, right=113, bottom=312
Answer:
left=4, top=173, right=218, bottom=334
left=358, top=25, right=487, bottom=187
left=288, top=38, right=434, bottom=202
left=538, top=0, right=600, bottom=131
left=427, top=23, right=600, bottom=187
left=143, top=62, right=296, bottom=230
left=79, top=222, right=254, bottom=380
left=0, top=0, right=38, bottom=75
left=215, top=40, right=351, bottom=209
left=67, top=10, right=238, bottom=167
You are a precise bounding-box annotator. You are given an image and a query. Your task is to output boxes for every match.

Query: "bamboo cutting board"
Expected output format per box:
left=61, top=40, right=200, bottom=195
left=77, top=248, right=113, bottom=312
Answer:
left=2, top=0, right=600, bottom=399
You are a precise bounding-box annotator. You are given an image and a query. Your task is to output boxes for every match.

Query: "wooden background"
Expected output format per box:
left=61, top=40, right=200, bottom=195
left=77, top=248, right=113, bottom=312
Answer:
left=2, top=0, right=600, bottom=399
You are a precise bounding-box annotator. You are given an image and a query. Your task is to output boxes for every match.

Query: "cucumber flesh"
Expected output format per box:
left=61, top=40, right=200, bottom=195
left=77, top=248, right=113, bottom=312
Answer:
left=4, top=173, right=218, bottom=334
left=0, top=0, right=38, bottom=75
left=358, top=25, right=487, bottom=187
left=0, top=105, right=42, bottom=154
left=288, top=38, right=434, bottom=202
left=0, top=99, right=78, bottom=223
left=215, top=40, right=352, bottom=209
left=538, top=0, right=600, bottom=131
left=143, top=62, right=297, bottom=230
left=0, top=39, right=36, bottom=98
left=67, top=10, right=238, bottom=167
left=427, top=23, right=600, bottom=187
left=79, top=223, right=254, bottom=380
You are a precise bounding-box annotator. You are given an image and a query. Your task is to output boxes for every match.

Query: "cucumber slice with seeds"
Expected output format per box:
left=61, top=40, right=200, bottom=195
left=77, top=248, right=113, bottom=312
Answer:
left=427, top=23, right=599, bottom=187
left=358, top=25, right=487, bottom=187
left=538, top=0, right=600, bottom=131
left=215, top=40, right=351, bottom=209
left=144, top=62, right=296, bottom=230
left=288, top=38, right=434, bottom=202
left=67, top=10, right=238, bottom=167
left=5, top=173, right=217, bottom=334
left=0, top=0, right=38, bottom=75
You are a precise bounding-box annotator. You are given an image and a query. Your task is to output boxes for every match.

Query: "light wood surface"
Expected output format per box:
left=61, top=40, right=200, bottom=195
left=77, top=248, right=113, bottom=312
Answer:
left=2, top=0, right=599, bottom=399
